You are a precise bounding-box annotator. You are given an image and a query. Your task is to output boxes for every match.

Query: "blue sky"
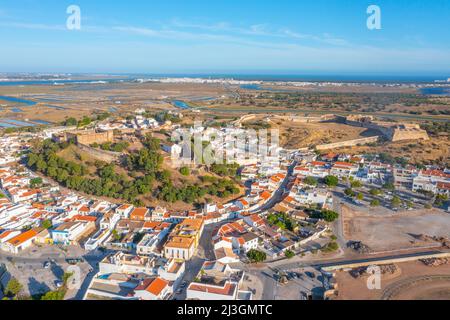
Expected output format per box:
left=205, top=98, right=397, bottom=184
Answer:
left=0, top=0, right=449, bottom=75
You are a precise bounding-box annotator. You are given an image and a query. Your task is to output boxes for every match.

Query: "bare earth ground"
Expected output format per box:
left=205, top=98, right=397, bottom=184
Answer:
left=335, top=260, right=450, bottom=300
left=272, top=121, right=379, bottom=149
left=335, top=136, right=450, bottom=167
left=258, top=84, right=419, bottom=94
left=342, top=205, right=450, bottom=252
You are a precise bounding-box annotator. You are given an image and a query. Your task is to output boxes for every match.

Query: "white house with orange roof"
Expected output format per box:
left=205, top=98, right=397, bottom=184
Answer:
left=234, top=198, right=250, bottom=211
left=116, top=204, right=134, bottom=219
left=130, top=207, right=151, bottom=221
left=158, top=259, right=185, bottom=287
left=244, top=214, right=265, bottom=230
left=0, top=230, right=21, bottom=244
left=213, top=238, right=240, bottom=264
left=151, top=206, right=167, bottom=222
left=133, top=277, right=171, bottom=300
left=1, top=228, right=41, bottom=254
left=232, top=232, right=259, bottom=253
left=10, top=188, right=41, bottom=203
left=330, top=161, right=359, bottom=178
left=413, top=170, right=450, bottom=195
left=164, top=218, right=204, bottom=260
left=294, top=189, right=333, bottom=209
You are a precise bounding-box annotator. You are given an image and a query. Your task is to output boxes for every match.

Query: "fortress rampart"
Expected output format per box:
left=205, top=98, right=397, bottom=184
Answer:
left=316, top=136, right=381, bottom=151
left=343, top=115, right=429, bottom=142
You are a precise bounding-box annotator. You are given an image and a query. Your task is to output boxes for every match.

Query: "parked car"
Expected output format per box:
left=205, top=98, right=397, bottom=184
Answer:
left=66, top=258, right=84, bottom=265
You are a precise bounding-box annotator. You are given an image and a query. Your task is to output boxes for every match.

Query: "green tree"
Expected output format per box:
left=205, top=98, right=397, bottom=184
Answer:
left=350, top=180, right=362, bottom=188
left=4, top=278, right=23, bottom=298
left=303, top=176, right=318, bottom=186
left=356, top=193, right=364, bottom=201
left=369, top=189, right=382, bottom=196
left=370, top=199, right=381, bottom=207
left=320, top=210, right=339, bottom=222
left=324, top=175, right=339, bottom=187
left=383, top=182, right=396, bottom=191
left=285, top=250, right=295, bottom=259
left=391, top=196, right=402, bottom=208
left=41, top=219, right=53, bottom=229
left=434, top=194, right=448, bottom=207
left=344, top=188, right=355, bottom=197
left=112, top=229, right=121, bottom=241
left=179, top=167, right=190, bottom=176
left=63, top=117, right=78, bottom=126
left=40, top=290, right=65, bottom=300
left=30, top=177, right=43, bottom=187
left=311, top=210, right=339, bottom=222
left=247, top=249, right=266, bottom=263
left=323, top=241, right=339, bottom=252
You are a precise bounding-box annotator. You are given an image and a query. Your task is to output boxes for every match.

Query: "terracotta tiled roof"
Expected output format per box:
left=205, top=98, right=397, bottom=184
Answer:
left=7, top=229, right=39, bottom=246
left=146, top=278, right=169, bottom=296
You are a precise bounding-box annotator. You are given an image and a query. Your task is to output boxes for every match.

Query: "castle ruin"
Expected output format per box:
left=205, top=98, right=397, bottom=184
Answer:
left=341, top=115, right=429, bottom=142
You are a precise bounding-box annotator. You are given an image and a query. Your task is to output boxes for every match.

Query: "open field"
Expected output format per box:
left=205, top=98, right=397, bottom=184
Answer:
left=270, top=120, right=379, bottom=149
left=335, top=260, right=450, bottom=300
left=334, top=136, right=450, bottom=167
left=342, top=205, right=450, bottom=252
left=1, top=82, right=449, bottom=124
left=0, top=82, right=229, bottom=123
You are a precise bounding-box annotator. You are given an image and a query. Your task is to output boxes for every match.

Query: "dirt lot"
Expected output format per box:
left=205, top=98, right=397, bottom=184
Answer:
left=270, top=120, right=378, bottom=149
left=335, top=260, right=450, bottom=300
left=342, top=205, right=450, bottom=252
left=335, top=136, right=450, bottom=167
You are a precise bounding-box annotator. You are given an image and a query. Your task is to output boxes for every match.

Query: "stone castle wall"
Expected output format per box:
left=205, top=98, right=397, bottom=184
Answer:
left=344, top=116, right=429, bottom=142
left=65, top=130, right=114, bottom=145
left=77, top=144, right=121, bottom=162
left=316, top=136, right=381, bottom=151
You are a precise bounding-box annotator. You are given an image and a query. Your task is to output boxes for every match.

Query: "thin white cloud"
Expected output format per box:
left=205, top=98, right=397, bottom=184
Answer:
left=0, top=16, right=351, bottom=49
left=0, top=21, right=112, bottom=34
left=112, top=26, right=293, bottom=50
left=170, top=19, right=350, bottom=46
left=0, top=22, right=66, bottom=31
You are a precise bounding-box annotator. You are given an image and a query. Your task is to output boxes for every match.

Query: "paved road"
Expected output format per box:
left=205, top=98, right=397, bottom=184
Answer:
left=173, top=223, right=218, bottom=299
left=273, top=250, right=447, bottom=271
left=252, top=160, right=297, bottom=213
left=69, top=250, right=110, bottom=300
left=330, top=192, right=348, bottom=251
left=232, top=249, right=449, bottom=300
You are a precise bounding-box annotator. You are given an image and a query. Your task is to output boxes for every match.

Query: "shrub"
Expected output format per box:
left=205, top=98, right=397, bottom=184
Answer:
left=285, top=250, right=295, bottom=259
left=179, top=167, right=190, bottom=176
left=247, top=249, right=267, bottom=263
left=324, top=175, right=339, bottom=187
